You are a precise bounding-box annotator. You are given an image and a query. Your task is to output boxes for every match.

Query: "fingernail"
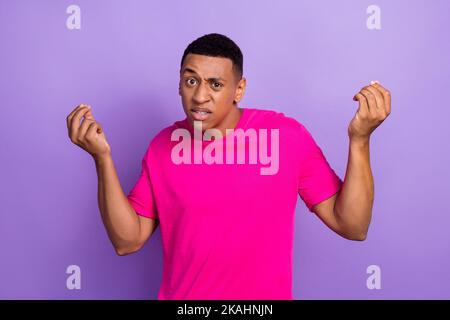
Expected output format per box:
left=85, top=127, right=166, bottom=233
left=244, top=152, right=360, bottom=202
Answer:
left=370, top=80, right=380, bottom=85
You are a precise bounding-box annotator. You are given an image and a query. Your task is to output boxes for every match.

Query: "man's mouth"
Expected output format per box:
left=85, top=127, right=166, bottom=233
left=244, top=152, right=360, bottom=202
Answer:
left=190, top=108, right=212, bottom=121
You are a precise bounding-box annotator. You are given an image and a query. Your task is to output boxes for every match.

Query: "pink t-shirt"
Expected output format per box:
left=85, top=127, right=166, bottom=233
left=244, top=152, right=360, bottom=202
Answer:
left=126, top=107, right=343, bottom=300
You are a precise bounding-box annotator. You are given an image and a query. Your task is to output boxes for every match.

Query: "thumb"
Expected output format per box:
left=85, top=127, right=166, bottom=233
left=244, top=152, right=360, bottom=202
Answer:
left=353, top=93, right=361, bottom=101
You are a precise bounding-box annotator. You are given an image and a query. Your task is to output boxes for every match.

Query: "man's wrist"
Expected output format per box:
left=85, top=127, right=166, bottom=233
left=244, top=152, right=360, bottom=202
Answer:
left=349, top=135, right=370, bottom=148
left=93, top=152, right=113, bottom=166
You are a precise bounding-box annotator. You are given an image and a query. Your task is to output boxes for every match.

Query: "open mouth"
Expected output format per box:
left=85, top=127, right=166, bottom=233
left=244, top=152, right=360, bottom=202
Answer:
left=191, top=108, right=212, bottom=121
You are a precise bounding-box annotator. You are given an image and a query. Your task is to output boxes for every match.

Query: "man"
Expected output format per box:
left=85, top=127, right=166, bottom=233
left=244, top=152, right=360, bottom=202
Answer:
left=66, top=33, right=391, bottom=300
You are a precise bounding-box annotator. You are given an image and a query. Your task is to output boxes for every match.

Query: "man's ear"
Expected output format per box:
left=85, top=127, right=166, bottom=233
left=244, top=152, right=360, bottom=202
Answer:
left=234, top=77, right=246, bottom=103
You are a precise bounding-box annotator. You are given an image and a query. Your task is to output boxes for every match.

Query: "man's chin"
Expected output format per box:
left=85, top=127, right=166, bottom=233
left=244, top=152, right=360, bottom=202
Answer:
left=189, top=118, right=213, bottom=131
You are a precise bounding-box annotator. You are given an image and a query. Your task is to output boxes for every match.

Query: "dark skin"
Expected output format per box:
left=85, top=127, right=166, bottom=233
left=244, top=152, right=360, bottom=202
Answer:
left=179, top=53, right=247, bottom=136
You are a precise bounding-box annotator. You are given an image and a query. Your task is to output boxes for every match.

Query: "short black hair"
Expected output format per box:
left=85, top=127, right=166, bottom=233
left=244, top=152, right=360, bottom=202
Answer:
left=180, top=33, right=243, bottom=80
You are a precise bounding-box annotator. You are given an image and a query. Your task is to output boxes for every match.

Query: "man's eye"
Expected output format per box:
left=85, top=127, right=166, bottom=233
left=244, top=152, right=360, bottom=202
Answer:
left=212, top=82, right=223, bottom=88
left=186, top=78, right=197, bottom=86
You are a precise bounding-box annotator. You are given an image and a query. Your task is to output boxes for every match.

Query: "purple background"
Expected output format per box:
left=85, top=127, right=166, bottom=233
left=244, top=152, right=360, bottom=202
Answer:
left=1, top=0, right=449, bottom=299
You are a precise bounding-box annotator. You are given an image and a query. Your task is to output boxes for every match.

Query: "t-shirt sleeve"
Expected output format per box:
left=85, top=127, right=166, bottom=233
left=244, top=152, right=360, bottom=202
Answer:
left=297, top=124, right=343, bottom=213
left=126, top=144, right=159, bottom=220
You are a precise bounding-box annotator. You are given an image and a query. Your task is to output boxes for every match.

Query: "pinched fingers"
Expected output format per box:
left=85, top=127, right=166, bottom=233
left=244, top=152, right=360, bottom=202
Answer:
left=85, top=121, right=101, bottom=141
left=78, top=117, right=95, bottom=140
left=371, top=82, right=391, bottom=115
left=66, top=104, right=89, bottom=129
left=67, top=104, right=96, bottom=143
left=363, top=85, right=384, bottom=110
left=354, top=93, right=369, bottom=119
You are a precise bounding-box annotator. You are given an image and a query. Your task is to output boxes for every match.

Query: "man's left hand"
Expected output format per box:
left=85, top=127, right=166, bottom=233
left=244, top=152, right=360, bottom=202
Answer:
left=348, top=80, right=391, bottom=141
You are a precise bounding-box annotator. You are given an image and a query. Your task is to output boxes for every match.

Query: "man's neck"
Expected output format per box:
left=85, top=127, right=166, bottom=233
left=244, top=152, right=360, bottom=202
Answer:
left=214, top=106, right=242, bottom=137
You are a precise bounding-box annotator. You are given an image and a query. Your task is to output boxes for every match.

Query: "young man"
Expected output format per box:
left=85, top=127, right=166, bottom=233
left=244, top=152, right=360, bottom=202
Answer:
left=66, top=33, right=391, bottom=300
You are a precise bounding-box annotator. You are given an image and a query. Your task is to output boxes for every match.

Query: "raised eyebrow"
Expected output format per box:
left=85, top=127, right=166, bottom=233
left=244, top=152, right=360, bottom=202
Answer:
left=182, top=68, right=226, bottom=83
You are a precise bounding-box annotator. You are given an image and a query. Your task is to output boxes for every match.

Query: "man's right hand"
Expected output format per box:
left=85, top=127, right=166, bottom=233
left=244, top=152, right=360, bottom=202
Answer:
left=66, top=104, right=111, bottom=160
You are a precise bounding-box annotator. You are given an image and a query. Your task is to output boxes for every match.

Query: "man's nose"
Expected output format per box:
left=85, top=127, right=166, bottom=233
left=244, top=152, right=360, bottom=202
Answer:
left=192, top=83, right=211, bottom=104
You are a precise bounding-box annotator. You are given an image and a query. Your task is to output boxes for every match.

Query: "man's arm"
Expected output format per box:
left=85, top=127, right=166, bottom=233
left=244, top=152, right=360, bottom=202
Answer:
left=95, top=154, right=158, bottom=255
left=312, top=138, right=373, bottom=241
left=66, top=104, right=158, bottom=256
left=312, top=80, right=391, bottom=241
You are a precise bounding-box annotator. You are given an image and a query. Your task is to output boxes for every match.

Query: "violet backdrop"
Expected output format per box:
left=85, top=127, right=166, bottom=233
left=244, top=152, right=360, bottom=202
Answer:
left=1, top=0, right=449, bottom=299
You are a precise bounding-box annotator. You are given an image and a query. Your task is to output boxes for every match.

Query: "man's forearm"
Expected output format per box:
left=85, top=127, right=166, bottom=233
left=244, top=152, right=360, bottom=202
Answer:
left=94, top=154, right=141, bottom=251
left=334, top=137, right=374, bottom=240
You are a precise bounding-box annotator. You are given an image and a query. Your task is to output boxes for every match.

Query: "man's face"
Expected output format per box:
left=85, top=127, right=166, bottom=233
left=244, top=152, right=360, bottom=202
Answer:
left=179, top=53, right=246, bottom=132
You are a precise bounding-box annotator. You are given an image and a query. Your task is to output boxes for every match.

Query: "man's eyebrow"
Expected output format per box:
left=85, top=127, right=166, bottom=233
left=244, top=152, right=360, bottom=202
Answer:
left=182, top=68, right=227, bottom=82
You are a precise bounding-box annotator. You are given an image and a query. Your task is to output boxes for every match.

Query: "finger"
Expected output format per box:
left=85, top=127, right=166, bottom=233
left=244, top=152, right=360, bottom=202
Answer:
left=67, top=104, right=90, bottom=128
left=354, top=93, right=369, bottom=118
left=67, top=105, right=90, bottom=133
left=360, top=89, right=377, bottom=117
left=364, top=85, right=384, bottom=111
left=371, top=82, right=391, bottom=115
left=78, top=118, right=95, bottom=139
left=86, top=121, right=99, bottom=140
left=96, top=122, right=103, bottom=134
left=69, top=107, right=92, bottom=139
left=84, top=109, right=96, bottom=122
left=67, top=104, right=85, bottom=122
left=85, top=107, right=95, bottom=118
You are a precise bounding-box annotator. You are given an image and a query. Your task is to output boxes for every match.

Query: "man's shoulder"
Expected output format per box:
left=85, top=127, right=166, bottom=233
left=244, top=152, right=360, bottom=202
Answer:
left=246, top=107, right=307, bottom=132
left=157, top=119, right=186, bottom=136
left=138, top=119, right=187, bottom=158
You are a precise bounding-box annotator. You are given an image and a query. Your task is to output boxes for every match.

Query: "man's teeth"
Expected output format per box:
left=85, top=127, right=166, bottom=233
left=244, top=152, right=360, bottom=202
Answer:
left=194, top=111, right=209, bottom=115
